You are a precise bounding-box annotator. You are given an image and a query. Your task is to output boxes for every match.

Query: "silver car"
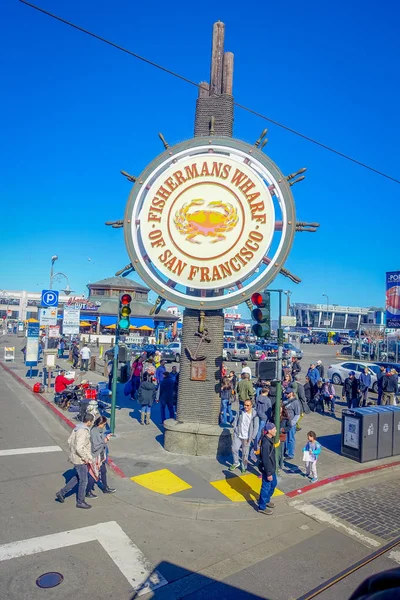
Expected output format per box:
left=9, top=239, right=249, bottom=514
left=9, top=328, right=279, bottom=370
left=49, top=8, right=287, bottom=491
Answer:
left=223, top=342, right=250, bottom=361
left=327, top=361, right=380, bottom=393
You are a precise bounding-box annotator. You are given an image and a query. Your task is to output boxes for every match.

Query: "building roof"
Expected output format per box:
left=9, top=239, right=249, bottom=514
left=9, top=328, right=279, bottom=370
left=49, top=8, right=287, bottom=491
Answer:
left=87, top=276, right=149, bottom=293
left=89, top=300, right=179, bottom=322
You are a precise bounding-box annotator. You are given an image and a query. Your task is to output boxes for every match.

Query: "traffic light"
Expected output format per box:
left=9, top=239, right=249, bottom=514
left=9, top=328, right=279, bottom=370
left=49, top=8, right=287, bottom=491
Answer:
left=118, top=293, right=132, bottom=330
left=251, top=291, right=271, bottom=338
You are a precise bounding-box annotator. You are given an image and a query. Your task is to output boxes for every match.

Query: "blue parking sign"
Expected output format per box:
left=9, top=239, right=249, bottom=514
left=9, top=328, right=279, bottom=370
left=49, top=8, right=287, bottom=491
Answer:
left=41, top=289, right=59, bottom=307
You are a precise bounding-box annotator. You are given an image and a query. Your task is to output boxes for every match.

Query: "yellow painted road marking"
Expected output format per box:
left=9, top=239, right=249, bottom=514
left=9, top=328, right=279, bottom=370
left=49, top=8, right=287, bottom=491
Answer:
left=210, top=473, right=284, bottom=502
left=130, top=469, right=192, bottom=495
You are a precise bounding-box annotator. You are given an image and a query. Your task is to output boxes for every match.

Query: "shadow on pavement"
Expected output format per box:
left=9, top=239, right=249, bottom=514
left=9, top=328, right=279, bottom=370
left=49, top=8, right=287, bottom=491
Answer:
left=132, top=560, right=268, bottom=599
left=318, top=433, right=342, bottom=454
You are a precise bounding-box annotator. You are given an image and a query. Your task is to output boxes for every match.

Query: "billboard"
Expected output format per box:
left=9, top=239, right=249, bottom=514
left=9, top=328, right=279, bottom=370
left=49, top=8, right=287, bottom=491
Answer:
left=386, top=271, right=400, bottom=329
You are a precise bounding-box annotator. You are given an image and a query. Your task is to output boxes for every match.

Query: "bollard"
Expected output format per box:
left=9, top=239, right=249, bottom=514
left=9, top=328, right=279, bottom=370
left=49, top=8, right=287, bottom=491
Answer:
left=90, top=356, right=96, bottom=371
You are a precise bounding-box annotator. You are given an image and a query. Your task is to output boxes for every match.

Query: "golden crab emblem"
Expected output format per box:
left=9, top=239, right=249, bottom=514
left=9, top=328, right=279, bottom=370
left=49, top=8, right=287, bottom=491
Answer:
left=173, top=199, right=239, bottom=244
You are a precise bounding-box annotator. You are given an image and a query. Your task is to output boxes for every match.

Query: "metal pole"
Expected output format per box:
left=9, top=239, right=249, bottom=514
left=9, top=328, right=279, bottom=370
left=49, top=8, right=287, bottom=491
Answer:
left=274, top=290, right=283, bottom=473
left=110, top=327, right=119, bottom=434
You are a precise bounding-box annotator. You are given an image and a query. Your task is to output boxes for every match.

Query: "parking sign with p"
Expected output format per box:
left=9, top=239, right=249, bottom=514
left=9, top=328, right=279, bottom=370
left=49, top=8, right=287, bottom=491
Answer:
left=41, top=290, right=59, bottom=307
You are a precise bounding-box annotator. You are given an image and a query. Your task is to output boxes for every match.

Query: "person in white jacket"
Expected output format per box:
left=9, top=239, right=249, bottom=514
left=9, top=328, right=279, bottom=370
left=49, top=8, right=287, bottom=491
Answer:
left=56, top=413, right=94, bottom=509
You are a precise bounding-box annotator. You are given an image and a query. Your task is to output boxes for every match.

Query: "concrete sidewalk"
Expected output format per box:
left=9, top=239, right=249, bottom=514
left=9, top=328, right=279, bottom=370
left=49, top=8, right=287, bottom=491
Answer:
left=2, top=333, right=400, bottom=509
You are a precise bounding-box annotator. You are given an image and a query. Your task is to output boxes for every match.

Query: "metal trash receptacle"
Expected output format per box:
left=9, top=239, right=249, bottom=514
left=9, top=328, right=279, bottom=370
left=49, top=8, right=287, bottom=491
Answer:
left=374, top=406, right=394, bottom=459
left=385, top=406, right=400, bottom=456
left=119, top=364, right=129, bottom=383
left=341, top=408, right=378, bottom=462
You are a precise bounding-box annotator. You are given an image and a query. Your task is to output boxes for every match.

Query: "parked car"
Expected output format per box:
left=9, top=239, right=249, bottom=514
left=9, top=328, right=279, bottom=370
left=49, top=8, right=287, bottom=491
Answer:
left=248, top=344, right=264, bottom=361
left=223, top=342, right=250, bottom=361
left=374, top=361, right=400, bottom=373
left=301, top=336, right=311, bottom=344
left=340, top=344, right=369, bottom=359
left=283, top=343, right=303, bottom=359
left=167, top=341, right=181, bottom=362
left=156, top=344, right=176, bottom=363
left=327, top=361, right=381, bottom=393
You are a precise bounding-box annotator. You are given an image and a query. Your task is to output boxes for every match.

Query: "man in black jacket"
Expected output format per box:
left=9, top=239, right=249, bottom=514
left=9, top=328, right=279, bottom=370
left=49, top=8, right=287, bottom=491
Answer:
left=342, top=371, right=359, bottom=408
left=291, top=357, right=301, bottom=379
left=382, top=368, right=397, bottom=406
left=258, top=422, right=277, bottom=515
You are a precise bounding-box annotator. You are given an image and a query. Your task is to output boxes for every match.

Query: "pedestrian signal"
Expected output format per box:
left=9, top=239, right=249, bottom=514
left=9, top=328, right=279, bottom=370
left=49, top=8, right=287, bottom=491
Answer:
left=251, top=292, right=271, bottom=338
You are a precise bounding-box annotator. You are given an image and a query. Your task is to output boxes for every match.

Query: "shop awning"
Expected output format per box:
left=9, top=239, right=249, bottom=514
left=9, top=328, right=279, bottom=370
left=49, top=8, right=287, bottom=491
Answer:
left=100, top=316, right=154, bottom=328
left=79, top=314, right=97, bottom=322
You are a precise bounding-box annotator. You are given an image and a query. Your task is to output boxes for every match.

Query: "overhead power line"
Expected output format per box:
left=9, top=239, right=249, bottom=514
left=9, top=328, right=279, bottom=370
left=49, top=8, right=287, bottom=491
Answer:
left=19, top=0, right=400, bottom=185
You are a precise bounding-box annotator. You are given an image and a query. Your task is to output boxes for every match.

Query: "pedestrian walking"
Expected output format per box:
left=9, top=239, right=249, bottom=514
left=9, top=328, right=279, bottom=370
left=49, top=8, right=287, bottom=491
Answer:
left=295, top=376, right=310, bottom=430
left=302, top=430, right=321, bottom=483
left=316, top=360, right=324, bottom=379
left=307, top=363, right=321, bottom=397
left=282, top=388, right=301, bottom=459
left=257, top=422, right=278, bottom=515
left=72, top=342, right=80, bottom=369
left=170, top=365, right=179, bottom=406
left=137, top=372, right=157, bottom=425
left=229, top=399, right=259, bottom=474
left=57, top=339, right=65, bottom=359
left=291, top=356, right=301, bottom=379
left=321, top=379, right=336, bottom=414
left=156, top=359, right=167, bottom=387
left=241, top=361, right=252, bottom=378
left=278, top=405, right=290, bottom=471
left=80, top=343, right=91, bottom=372
left=382, top=368, right=397, bottom=405
left=220, top=377, right=234, bottom=426
left=254, top=386, right=272, bottom=449
left=159, top=371, right=175, bottom=422
left=358, top=367, right=371, bottom=407
left=237, top=372, right=254, bottom=409
left=130, top=356, right=144, bottom=399
left=342, top=371, right=359, bottom=408
left=377, top=365, right=385, bottom=405
left=86, top=416, right=116, bottom=497
left=55, top=413, right=94, bottom=509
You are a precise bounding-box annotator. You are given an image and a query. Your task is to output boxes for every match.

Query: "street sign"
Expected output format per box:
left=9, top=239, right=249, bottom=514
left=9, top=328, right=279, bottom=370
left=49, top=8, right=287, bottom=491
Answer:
left=49, top=326, right=60, bottom=338
left=281, top=316, right=297, bottom=327
left=63, top=307, right=80, bottom=335
left=323, top=320, right=330, bottom=326
left=4, top=347, right=15, bottom=362
left=26, top=322, right=40, bottom=366
left=41, top=290, right=59, bottom=308
left=39, top=307, right=58, bottom=326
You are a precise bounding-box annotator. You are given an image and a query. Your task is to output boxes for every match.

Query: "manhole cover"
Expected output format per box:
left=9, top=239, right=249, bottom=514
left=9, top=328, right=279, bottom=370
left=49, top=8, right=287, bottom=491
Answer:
left=36, top=572, right=64, bottom=588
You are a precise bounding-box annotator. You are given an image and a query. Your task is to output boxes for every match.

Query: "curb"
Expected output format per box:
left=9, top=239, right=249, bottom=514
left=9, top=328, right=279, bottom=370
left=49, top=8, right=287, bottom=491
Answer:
left=0, top=361, right=127, bottom=479
left=286, top=460, right=400, bottom=498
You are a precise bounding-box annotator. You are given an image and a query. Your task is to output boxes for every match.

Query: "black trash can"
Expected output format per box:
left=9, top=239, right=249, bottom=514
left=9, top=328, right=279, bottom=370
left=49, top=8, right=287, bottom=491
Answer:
left=341, top=408, right=378, bottom=462
left=374, top=406, right=394, bottom=459
left=119, top=364, right=129, bottom=383
left=385, top=406, right=400, bottom=456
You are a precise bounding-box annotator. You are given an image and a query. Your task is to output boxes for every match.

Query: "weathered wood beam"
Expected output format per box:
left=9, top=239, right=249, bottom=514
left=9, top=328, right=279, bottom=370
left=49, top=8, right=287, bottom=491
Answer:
left=222, top=51, right=234, bottom=95
left=210, top=21, right=225, bottom=95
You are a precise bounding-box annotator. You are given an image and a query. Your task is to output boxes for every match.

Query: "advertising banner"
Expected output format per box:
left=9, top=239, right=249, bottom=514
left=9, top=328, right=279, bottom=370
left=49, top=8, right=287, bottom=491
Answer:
left=63, top=307, right=81, bottom=335
left=386, top=271, right=400, bottom=329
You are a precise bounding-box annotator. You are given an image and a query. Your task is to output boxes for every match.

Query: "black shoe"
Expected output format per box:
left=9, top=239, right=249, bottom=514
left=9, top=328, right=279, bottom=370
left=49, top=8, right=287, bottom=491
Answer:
left=103, top=487, right=116, bottom=494
left=76, top=502, right=92, bottom=509
left=86, top=491, right=98, bottom=499
left=55, top=491, right=65, bottom=503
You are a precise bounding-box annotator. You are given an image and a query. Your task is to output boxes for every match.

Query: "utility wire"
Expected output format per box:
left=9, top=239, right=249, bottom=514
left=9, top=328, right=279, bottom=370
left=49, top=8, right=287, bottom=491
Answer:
left=19, top=0, right=400, bottom=185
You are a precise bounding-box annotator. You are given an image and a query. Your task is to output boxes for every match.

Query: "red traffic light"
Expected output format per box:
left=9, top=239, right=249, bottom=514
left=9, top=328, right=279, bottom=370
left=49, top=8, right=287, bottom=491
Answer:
left=251, top=292, right=263, bottom=306
left=120, top=294, right=132, bottom=305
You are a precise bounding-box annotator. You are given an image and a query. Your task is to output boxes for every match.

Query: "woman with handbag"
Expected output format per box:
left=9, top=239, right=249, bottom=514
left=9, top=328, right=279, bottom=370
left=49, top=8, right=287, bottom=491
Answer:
left=86, top=416, right=116, bottom=497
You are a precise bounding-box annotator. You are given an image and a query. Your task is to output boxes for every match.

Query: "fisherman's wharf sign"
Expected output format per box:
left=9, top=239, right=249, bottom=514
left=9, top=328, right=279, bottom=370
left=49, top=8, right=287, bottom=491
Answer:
left=124, top=137, right=296, bottom=310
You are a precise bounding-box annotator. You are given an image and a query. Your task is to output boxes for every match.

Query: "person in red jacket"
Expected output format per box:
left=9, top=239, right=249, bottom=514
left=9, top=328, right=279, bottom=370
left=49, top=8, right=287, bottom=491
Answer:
left=55, top=371, right=75, bottom=393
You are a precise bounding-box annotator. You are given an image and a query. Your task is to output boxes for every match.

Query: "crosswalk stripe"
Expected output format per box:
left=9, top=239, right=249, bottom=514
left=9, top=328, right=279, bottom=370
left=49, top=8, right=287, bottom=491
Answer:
left=0, top=446, right=62, bottom=457
left=0, top=521, right=167, bottom=595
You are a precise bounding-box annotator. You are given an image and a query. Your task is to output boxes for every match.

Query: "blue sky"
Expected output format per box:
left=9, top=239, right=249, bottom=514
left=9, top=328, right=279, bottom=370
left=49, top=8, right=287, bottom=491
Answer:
left=1, top=0, right=399, bottom=318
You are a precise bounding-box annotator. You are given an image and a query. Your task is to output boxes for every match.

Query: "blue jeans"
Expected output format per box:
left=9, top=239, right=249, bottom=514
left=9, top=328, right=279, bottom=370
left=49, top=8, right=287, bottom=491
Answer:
left=131, top=376, right=141, bottom=398
left=141, top=405, right=151, bottom=414
left=221, top=399, right=233, bottom=425
left=377, top=389, right=383, bottom=405
left=161, top=403, right=175, bottom=422
left=60, top=463, right=88, bottom=505
left=286, top=424, right=296, bottom=457
left=258, top=473, right=277, bottom=509
left=254, top=419, right=266, bottom=449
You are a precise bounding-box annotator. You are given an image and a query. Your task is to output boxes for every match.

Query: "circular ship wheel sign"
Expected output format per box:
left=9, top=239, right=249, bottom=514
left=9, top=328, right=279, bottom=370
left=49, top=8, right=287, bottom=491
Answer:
left=124, top=137, right=296, bottom=310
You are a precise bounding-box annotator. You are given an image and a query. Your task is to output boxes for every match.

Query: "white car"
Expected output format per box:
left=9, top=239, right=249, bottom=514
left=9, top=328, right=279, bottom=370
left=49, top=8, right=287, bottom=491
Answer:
left=167, top=341, right=181, bottom=362
left=327, top=361, right=381, bottom=393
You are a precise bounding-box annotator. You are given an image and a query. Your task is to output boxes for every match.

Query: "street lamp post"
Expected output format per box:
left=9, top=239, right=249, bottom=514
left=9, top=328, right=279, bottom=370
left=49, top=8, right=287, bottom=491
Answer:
left=283, top=290, right=292, bottom=316
left=49, top=255, right=58, bottom=290
left=322, top=293, right=329, bottom=339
